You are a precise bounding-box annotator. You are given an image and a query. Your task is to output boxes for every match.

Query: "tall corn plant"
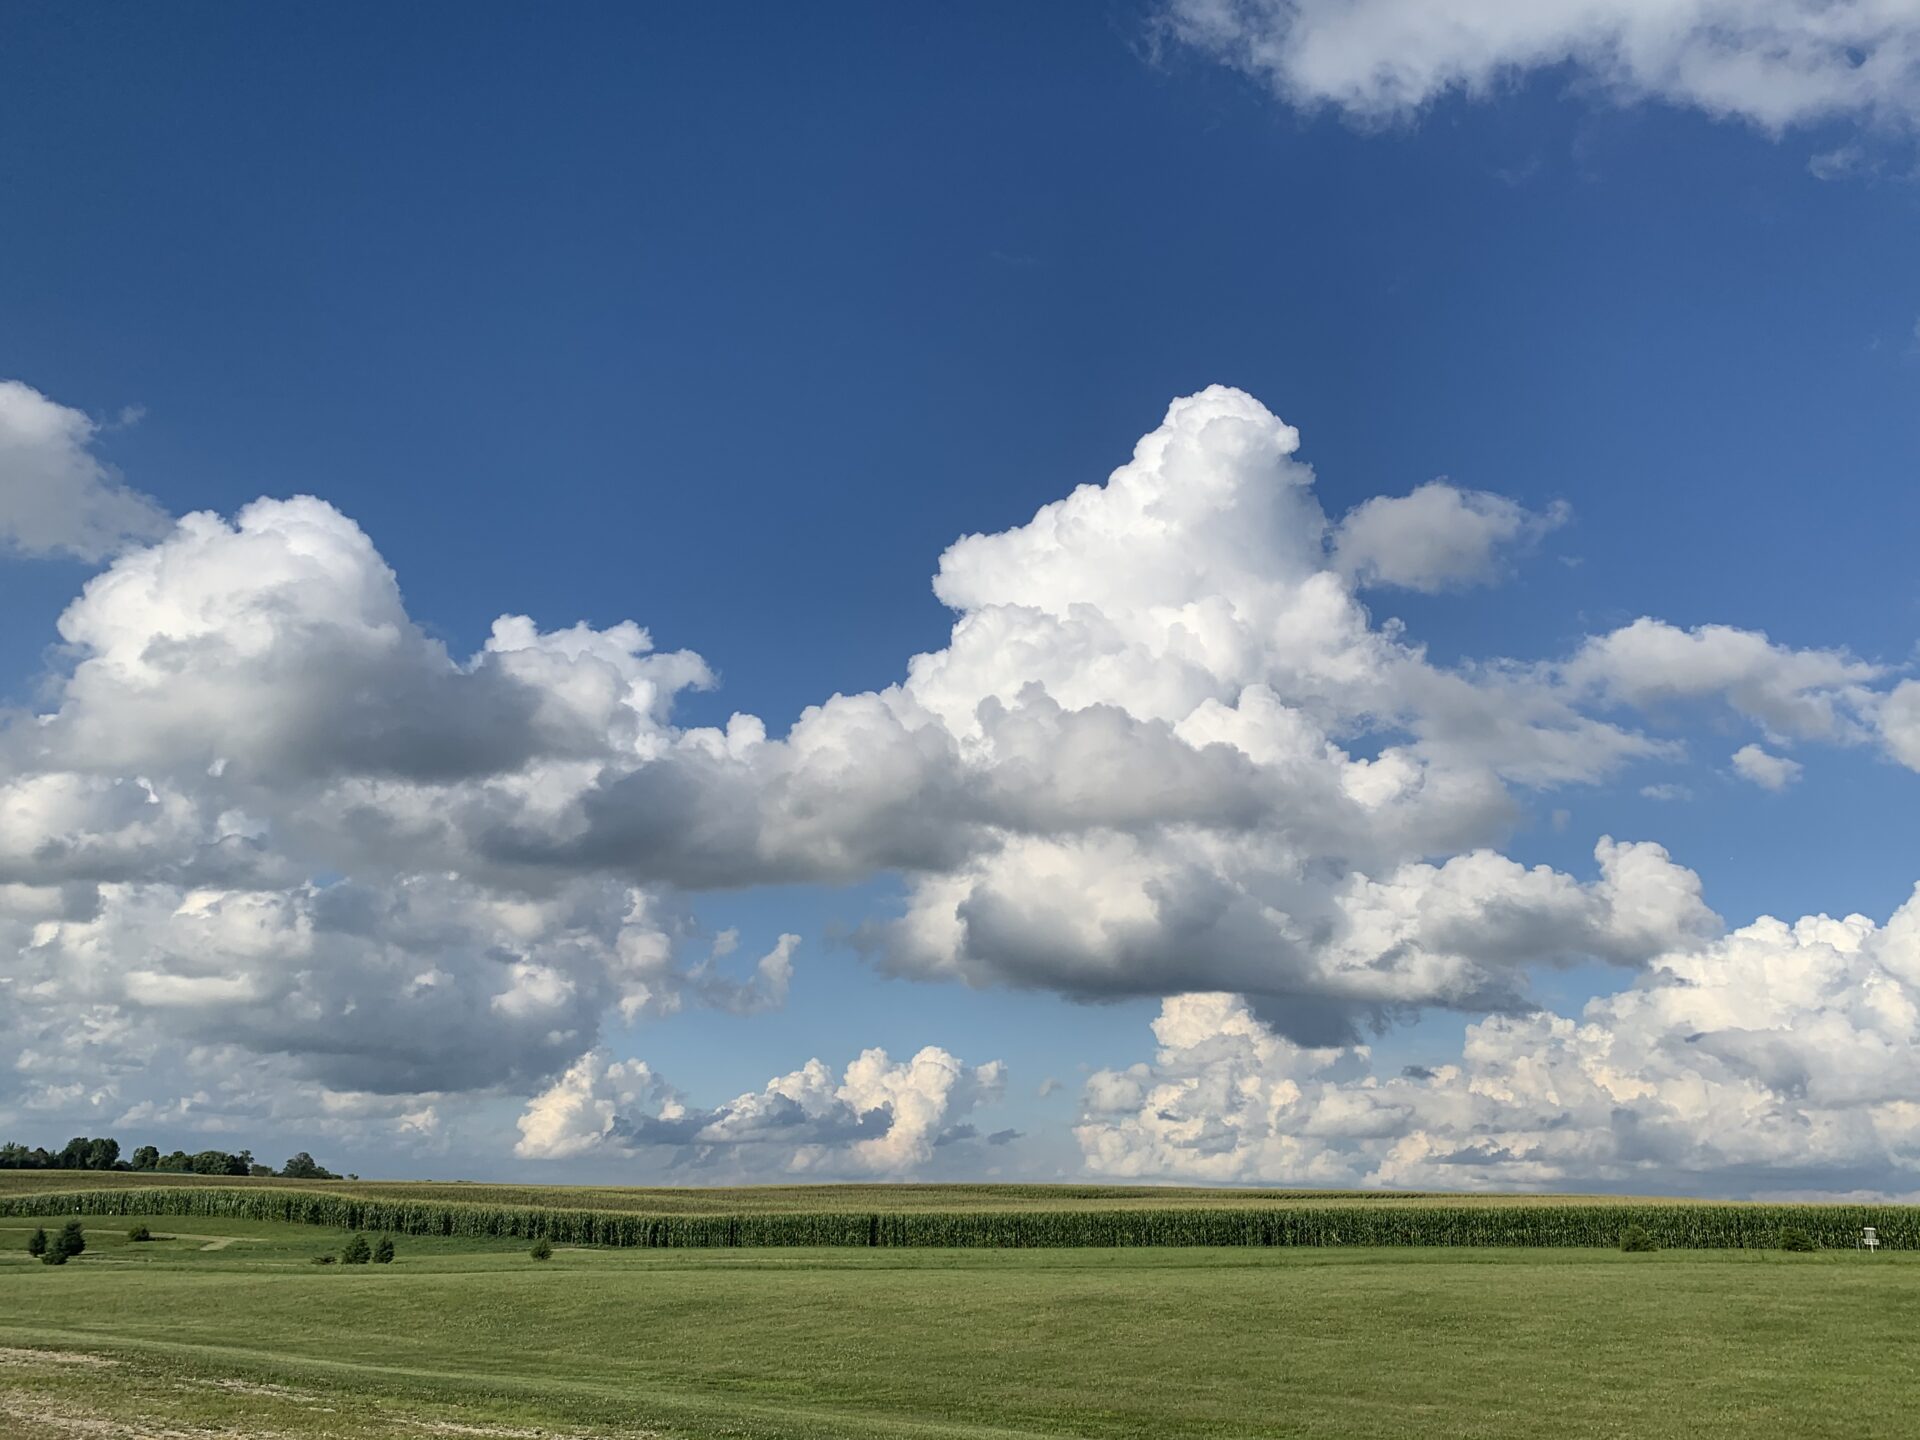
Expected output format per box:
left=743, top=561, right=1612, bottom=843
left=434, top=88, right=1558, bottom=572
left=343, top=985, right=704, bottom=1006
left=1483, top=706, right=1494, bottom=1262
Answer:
left=2, top=1188, right=1907, bottom=1251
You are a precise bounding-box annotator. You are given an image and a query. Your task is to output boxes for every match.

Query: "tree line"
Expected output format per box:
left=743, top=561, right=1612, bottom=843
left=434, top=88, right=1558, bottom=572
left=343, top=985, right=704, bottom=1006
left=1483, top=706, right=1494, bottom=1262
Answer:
left=0, top=1135, right=343, bottom=1180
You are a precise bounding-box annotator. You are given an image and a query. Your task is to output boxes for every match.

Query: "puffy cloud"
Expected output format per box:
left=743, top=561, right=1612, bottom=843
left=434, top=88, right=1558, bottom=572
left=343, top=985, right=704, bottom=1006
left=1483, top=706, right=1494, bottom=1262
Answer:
left=1564, top=618, right=1884, bottom=744
left=4, top=384, right=1700, bottom=1058
left=0, top=988, right=457, bottom=1162
left=3, top=873, right=778, bottom=1094
left=0, top=381, right=170, bottom=561
left=0, top=382, right=1759, bottom=1118
left=25, top=497, right=711, bottom=786
left=1879, top=681, right=1920, bottom=771
left=844, top=389, right=1703, bottom=1036
left=0, top=477, right=790, bottom=1108
left=514, top=1050, right=680, bottom=1162
left=1, top=375, right=1910, bottom=1161
left=1332, top=482, right=1567, bottom=592
left=1731, top=743, right=1804, bottom=791
left=873, top=835, right=1714, bottom=1044
left=515, top=1043, right=1006, bottom=1178
left=1164, top=0, right=1920, bottom=135
left=1080, top=884, right=1920, bottom=1194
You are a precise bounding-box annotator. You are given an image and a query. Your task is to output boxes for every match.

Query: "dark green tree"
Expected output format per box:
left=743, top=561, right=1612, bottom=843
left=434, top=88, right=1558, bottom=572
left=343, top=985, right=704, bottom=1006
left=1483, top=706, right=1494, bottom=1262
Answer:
left=280, top=1152, right=337, bottom=1180
left=58, top=1136, right=91, bottom=1169
left=85, top=1137, right=119, bottom=1171
left=25, top=1227, right=46, bottom=1258
left=130, top=1146, right=160, bottom=1171
left=373, top=1235, right=395, bottom=1264
left=529, top=1237, right=553, bottom=1261
left=341, top=1233, right=371, bottom=1265
left=56, top=1220, right=86, bottom=1258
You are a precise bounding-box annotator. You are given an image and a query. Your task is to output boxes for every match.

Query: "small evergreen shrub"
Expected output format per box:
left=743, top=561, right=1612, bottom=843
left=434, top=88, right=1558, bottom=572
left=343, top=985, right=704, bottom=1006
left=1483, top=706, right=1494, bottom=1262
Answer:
left=25, top=1227, right=46, bottom=1258
left=1780, top=1227, right=1816, bottom=1253
left=529, top=1236, right=553, bottom=1261
left=373, top=1235, right=395, bottom=1264
left=127, top=1224, right=152, bottom=1242
left=341, top=1233, right=372, bottom=1265
left=1619, top=1225, right=1658, bottom=1252
left=38, top=1224, right=79, bottom=1266
left=311, top=1254, right=336, bottom=1265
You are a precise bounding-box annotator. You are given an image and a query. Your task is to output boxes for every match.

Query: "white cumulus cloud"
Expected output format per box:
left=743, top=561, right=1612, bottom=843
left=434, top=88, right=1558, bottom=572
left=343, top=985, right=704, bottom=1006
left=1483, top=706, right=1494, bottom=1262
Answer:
left=1878, top=681, right=1920, bottom=771
left=1332, top=482, right=1567, bottom=592
left=2, top=375, right=1915, bottom=1162
left=1564, top=618, right=1883, bottom=744
left=0, top=380, right=170, bottom=561
left=515, top=1044, right=1006, bottom=1178
left=1731, top=743, right=1804, bottom=791
left=1164, top=0, right=1920, bottom=135
left=1080, top=882, right=1920, bottom=1194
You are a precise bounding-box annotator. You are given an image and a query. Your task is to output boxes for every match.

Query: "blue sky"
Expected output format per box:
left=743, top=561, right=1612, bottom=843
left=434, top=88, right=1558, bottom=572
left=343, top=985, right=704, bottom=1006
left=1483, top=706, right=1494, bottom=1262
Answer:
left=3, top=3, right=1919, bottom=1192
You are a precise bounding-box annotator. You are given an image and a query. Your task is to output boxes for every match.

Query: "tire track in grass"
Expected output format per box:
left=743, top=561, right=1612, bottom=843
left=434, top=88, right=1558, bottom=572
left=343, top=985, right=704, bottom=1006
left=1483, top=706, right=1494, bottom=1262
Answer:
left=0, top=1326, right=1081, bottom=1440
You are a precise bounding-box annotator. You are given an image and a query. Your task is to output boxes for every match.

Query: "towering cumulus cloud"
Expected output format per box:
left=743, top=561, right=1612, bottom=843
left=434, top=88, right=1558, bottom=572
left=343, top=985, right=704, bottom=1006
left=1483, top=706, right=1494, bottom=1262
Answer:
left=2, top=378, right=1913, bottom=1182
left=856, top=388, right=1710, bottom=1041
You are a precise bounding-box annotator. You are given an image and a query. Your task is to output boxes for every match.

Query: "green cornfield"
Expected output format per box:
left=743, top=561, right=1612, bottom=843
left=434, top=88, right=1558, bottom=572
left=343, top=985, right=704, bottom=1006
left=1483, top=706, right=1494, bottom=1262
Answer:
left=2, top=1185, right=1908, bottom=1249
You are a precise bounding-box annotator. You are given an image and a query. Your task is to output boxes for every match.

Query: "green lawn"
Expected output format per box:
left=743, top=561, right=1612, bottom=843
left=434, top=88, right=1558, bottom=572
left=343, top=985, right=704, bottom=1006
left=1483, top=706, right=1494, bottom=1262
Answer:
left=2, top=1213, right=1914, bottom=1439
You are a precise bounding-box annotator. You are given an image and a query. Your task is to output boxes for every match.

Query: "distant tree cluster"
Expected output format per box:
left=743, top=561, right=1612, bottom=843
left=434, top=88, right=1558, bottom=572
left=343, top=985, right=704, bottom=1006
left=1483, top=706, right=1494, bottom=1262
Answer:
left=25, top=1220, right=86, bottom=1265
left=0, top=1136, right=338, bottom=1180
left=0, top=1137, right=121, bottom=1171
left=336, top=1233, right=394, bottom=1265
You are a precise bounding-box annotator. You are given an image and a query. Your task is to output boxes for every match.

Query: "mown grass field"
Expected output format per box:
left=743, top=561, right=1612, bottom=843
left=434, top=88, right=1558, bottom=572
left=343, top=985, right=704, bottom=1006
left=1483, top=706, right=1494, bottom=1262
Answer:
left=2, top=1209, right=1917, bottom=1439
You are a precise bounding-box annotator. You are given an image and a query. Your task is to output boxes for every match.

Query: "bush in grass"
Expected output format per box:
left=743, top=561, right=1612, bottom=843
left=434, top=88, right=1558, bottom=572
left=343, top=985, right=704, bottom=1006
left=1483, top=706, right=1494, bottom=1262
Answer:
left=127, top=1223, right=152, bottom=1242
left=373, top=1235, right=395, bottom=1264
left=25, top=1227, right=46, bottom=1258
left=1619, top=1224, right=1658, bottom=1253
left=41, top=1219, right=88, bottom=1263
left=341, top=1233, right=371, bottom=1265
left=1780, top=1227, right=1816, bottom=1253
left=530, top=1236, right=553, bottom=1261
left=37, top=1222, right=81, bottom=1266
left=311, top=1253, right=336, bottom=1265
